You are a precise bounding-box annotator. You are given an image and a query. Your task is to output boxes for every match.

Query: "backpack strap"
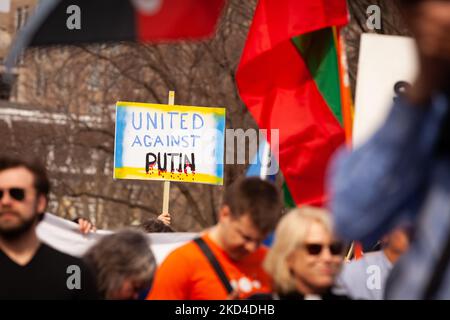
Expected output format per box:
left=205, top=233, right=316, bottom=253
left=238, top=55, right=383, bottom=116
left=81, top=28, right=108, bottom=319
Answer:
left=194, top=237, right=234, bottom=294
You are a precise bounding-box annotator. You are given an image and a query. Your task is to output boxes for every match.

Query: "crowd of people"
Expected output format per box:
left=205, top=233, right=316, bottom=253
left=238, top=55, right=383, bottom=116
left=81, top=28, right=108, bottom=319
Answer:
left=1, top=0, right=449, bottom=300
left=0, top=155, right=425, bottom=300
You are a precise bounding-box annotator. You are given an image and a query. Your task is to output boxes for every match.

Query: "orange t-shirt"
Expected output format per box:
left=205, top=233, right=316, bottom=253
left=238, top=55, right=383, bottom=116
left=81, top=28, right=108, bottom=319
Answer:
left=147, top=234, right=272, bottom=300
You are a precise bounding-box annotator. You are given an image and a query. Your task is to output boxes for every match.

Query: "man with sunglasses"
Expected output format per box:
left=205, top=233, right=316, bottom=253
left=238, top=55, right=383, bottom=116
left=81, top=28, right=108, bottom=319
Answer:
left=0, top=156, right=99, bottom=299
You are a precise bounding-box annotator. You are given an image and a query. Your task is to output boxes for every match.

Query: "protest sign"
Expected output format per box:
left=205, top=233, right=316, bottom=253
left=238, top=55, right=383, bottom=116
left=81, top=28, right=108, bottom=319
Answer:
left=114, top=99, right=226, bottom=185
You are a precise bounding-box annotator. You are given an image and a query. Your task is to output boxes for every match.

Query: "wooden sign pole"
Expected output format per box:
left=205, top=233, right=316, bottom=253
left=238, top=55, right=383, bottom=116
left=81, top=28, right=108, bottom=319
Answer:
left=162, top=91, right=175, bottom=215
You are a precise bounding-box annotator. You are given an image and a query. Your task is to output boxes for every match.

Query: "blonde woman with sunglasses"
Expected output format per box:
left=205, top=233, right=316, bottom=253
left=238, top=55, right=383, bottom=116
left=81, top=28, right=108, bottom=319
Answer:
left=256, top=206, right=349, bottom=300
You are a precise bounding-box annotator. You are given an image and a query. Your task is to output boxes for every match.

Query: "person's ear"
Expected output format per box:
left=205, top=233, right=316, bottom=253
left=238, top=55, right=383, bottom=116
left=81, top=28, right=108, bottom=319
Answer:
left=286, top=251, right=296, bottom=270
left=36, top=194, right=47, bottom=215
left=218, top=205, right=232, bottom=223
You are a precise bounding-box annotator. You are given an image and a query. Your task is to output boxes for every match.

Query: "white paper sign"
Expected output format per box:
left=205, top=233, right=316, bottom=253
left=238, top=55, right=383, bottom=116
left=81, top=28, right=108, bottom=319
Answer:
left=353, top=34, right=419, bottom=147
left=114, top=101, right=226, bottom=185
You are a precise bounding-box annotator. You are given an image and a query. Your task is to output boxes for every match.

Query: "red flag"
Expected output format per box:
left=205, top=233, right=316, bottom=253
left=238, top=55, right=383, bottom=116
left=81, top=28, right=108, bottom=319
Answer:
left=236, top=0, right=348, bottom=205
left=136, top=0, right=225, bottom=42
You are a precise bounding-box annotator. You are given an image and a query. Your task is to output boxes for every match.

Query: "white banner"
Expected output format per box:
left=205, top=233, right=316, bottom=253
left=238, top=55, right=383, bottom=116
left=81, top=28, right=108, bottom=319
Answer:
left=37, top=213, right=197, bottom=265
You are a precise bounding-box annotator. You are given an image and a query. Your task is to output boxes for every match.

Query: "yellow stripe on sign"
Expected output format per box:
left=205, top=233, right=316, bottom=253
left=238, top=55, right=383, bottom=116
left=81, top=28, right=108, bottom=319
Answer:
left=114, top=167, right=223, bottom=185
left=116, top=101, right=226, bottom=116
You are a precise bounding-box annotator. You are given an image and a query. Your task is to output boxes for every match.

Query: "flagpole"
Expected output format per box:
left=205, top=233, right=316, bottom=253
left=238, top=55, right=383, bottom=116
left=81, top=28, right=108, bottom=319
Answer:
left=162, top=91, right=175, bottom=216
left=260, top=139, right=271, bottom=179
left=334, top=26, right=354, bottom=145
left=345, top=241, right=354, bottom=262
left=335, top=26, right=363, bottom=260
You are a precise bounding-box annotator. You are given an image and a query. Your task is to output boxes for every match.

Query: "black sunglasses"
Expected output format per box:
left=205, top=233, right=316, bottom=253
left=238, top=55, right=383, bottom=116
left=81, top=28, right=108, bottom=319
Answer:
left=304, top=242, right=344, bottom=256
left=0, top=188, right=26, bottom=201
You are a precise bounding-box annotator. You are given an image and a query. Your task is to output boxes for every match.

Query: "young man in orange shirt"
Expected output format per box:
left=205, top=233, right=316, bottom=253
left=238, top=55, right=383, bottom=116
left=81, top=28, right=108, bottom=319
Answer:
left=148, top=177, right=282, bottom=300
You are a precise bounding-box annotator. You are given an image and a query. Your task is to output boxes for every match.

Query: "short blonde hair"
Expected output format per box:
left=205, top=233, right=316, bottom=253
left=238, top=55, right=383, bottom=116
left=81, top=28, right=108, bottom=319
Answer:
left=263, top=206, right=333, bottom=294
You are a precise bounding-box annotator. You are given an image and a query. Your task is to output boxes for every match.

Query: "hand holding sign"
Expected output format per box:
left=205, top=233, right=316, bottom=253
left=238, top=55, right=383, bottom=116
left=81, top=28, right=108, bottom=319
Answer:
left=157, top=212, right=171, bottom=226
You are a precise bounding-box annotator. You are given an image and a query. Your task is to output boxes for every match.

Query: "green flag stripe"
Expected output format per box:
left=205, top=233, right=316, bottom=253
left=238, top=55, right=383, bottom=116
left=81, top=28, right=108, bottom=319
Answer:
left=291, top=28, right=343, bottom=126
left=283, top=182, right=296, bottom=208
left=284, top=28, right=343, bottom=205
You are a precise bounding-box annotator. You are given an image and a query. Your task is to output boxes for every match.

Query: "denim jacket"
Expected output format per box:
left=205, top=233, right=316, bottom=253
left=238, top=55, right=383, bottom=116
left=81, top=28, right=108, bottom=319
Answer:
left=329, top=93, right=450, bottom=299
